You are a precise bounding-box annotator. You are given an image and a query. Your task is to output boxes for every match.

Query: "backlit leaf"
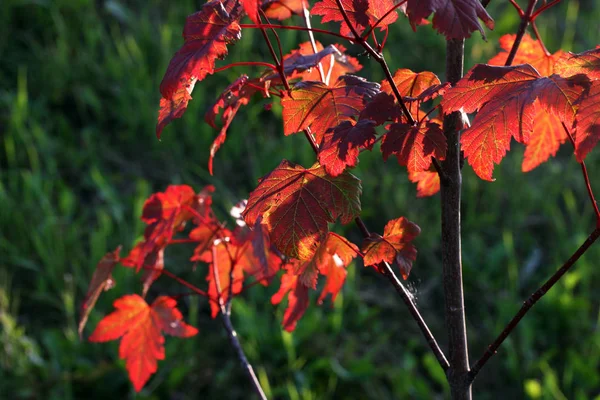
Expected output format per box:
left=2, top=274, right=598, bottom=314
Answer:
left=89, top=295, right=197, bottom=392
left=312, top=0, right=398, bottom=37
left=409, top=170, right=440, bottom=197
left=243, top=160, right=362, bottom=260
left=282, top=75, right=379, bottom=141
left=362, top=217, right=420, bottom=279
left=555, top=47, right=600, bottom=80
left=271, top=267, right=310, bottom=332
left=574, top=81, right=600, bottom=161
left=262, top=0, right=307, bottom=20
left=522, top=101, right=566, bottom=172
left=381, top=121, right=446, bottom=173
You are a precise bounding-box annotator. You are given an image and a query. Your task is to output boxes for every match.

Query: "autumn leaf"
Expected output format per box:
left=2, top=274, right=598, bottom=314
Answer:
left=574, top=81, right=600, bottom=161
left=243, top=160, right=362, bottom=260
left=359, top=92, right=402, bottom=125
left=271, top=267, right=310, bottom=332
left=555, top=47, right=600, bottom=80
left=89, top=295, right=197, bottom=392
left=79, top=246, right=121, bottom=338
left=241, top=0, right=260, bottom=24
left=405, top=0, right=494, bottom=40
left=362, top=217, right=421, bottom=279
left=312, top=0, right=398, bottom=37
left=282, top=75, right=379, bottom=141
left=409, top=169, right=440, bottom=197
left=262, top=0, right=307, bottom=20
left=488, top=33, right=564, bottom=77
left=441, top=64, right=590, bottom=180
left=205, top=240, right=245, bottom=318
left=157, top=0, right=242, bottom=137
left=381, top=121, right=447, bottom=173
left=318, top=120, right=377, bottom=176
left=522, top=101, right=566, bottom=172
left=265, top=44, right=339, bottom=81
left=314, top=233, right=359, bottom=304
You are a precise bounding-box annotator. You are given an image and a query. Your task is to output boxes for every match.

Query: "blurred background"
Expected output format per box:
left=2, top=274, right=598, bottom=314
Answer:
left=2, top=0, right=600, bottom=399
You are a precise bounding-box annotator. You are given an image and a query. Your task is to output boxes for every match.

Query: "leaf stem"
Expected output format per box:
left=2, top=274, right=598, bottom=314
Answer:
left=468, top=228, right=600, bottom=382
left=301, top=3, right=327, bottom=83
left=530, top=21, right=551, bottom=56
left=214, top=61, right=278, bottom=74
left=563, top=122, right=600, bottom=227
left=240, top=23, right=355, bottom=41
left=504, top=0, right=539, bottom=67
left=531, top=0, right=563, bottom=20
left=362, top=0, right=407, bottom=40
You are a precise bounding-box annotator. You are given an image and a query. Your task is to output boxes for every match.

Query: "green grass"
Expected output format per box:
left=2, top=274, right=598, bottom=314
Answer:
left=1, top=0, right=600, bottom=398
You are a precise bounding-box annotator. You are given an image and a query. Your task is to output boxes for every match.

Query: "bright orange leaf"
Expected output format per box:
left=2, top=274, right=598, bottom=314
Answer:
left=362, top=217, right=420, bottom=279
left=409, top=169, right=440, bottom=197
left=89, top=295, right=197, bottom=392
left=522, top=101, right=566, bottom=172
left=555, top=47, right=600, bottom=80
left=312, top=0, right=398, bottom=37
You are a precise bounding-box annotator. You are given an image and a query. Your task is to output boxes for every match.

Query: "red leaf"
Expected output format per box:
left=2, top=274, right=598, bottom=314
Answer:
left=282, top=75, right=379, bottom=141
left=409, top=170, right=440, bottom=197
left=359, top=92, right=402, bottom=125
left=381, top=69, right=441, bottom=98
left=312, top=0, right=398, bottom=37
left=442, top=64, right=590, bottom=180
left=555, top=47, right=600, bottom=80
left=405, top=0, right=494, bottom=40
left=522, top=101, right=566, bottom=172
left=241, top=0, right=260, bottom=24
left=121, top=245, right=166, bottom=297
left=262, top=0, right=307, bottom=20
left=142, top=185, right=196, bottom=225
left=243, top=160, right=362, bottom=260
left=362, top=217, right=421, bottom=279
left=79, top=246, right=121, bottom=337
left=89, top=295, right=197, bottom=392
left=271, top=267, right=310, bottom=332
left=156, top=77, right=196, bottom=139
left=381, top=121, right=446, bottom=173
left=157, top=0, right=242, bottom=137
left=318, top=120, right=377, bottom=176
left=488, top=33, right=564, bottom=77
left=268, top=44, right=339, bottom=81
left=574, top=81, right=600, bottom=161
left=205, top=240, right=245, bottom=318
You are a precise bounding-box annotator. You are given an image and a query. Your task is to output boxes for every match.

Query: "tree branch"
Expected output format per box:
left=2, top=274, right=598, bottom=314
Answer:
left=504, top=0, right=539, bottom=67
left=468, top=228, right=600, bottom=382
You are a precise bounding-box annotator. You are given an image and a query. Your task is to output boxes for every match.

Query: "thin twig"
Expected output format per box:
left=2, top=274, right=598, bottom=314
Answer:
left=531, top=0, right=563, bottom=20
left=530, top=21, right=551, bottom=56
left=468, top=228, right=600, bottom=382
left=240, top=23, right=354, bottom=41
left=504, top=0, right=539, bottom=67
left=563, top=123, right=600, bottom=226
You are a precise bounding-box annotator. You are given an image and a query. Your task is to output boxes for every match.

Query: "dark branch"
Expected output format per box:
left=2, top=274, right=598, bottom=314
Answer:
left=468, top=228, right=600, bottom=382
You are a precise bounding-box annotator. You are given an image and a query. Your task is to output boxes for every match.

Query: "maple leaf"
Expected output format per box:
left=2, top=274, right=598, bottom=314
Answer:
left=381, top=121, right=447, bottom=173
left=409, top=169, right=440, bottom=197
left=157, top=0, right=242, bottom=137
left=241, top=0, right=260, bottom=24
left=265, top=44, right=340, bottom=81
left=441, top=64, right=590, bottom=180
left=89, top=295, right=197, bottom=392
left=243, top=160, right=362, bottom=260
left=79, top=246, right=121, bottom=338
left=555, top=47, right=600, bottom=80
left=488, top=33, right=564, bottom=77
left=262, top=0, right=307, bottom=20
left=285, top=42, right=361, bottom=83
left=362, top=217, right=421, bottom=279
left=522, top=101, right=566, bottom=172
left=312, top=0, right=398, bottom=37
left=271, top=267, right=310, bottom=332
left=282, top=75, right=379, bottom=141
left=574, top=81, right=600, bottom=161
left=318, top=120, right=377, bottom=176
left=405, top=0, right=494, bottom=40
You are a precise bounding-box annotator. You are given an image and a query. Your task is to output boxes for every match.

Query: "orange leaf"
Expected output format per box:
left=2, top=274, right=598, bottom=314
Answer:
left=271, top=267, right=310, bottom=332
left=89, top=295, right=197, bottom=392
left=555, top=47, right=600, bottom=80
left=522, top=101, right=566, bottom=172
left=575, top=81, right=600, bottom=161
left=488, top=33, right=564, bottom=77
left=243, top=160, right=362, bottom=260
left=79, top=246, right=121, bottom=337
left=442, top=64, right=590, bottom=180
left=312, top=0, right=398, bottom=37
left=362, top=217, right=420, bottom=279
left=409, top=170, right=440, bottom=197
left=262, top=0, right=307, bottom=20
